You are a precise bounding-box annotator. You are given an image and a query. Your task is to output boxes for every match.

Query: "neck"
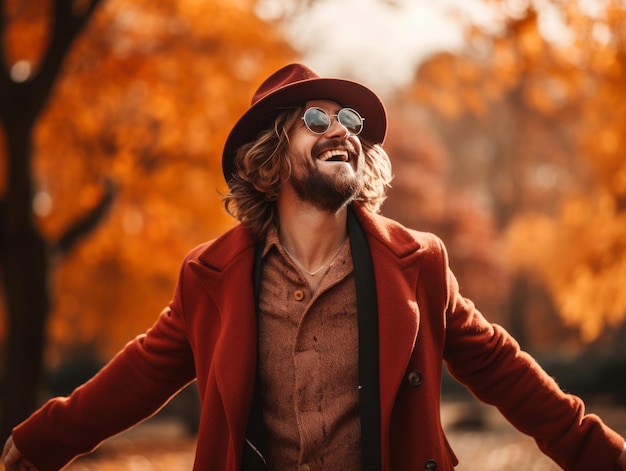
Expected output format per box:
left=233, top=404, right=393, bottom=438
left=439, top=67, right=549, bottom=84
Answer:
left=277, top=186, right=349, bottom=273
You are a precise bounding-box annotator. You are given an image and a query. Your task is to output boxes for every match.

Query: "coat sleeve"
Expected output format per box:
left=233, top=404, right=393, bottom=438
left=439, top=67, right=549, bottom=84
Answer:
left=437, top=237, right=624, bottom=471
left=11, top=258, right=197, bottom=471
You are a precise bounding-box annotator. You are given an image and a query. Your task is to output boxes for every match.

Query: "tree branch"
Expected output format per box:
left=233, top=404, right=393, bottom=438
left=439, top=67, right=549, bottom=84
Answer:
left=0, top=0, right=14, bottom=120
left=53, top=178, right=117, bottom=256
left=1, top=0, right=104, bottom=129
left=24, top=0, right=104, bottom=119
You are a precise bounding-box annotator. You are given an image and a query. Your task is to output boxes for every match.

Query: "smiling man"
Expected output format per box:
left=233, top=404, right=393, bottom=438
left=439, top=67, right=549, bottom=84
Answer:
left=3, top=63, right=626, bottom=471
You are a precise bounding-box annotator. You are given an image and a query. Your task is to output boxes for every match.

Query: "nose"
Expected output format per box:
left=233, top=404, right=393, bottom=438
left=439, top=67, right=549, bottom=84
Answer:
left=324, top=115, right=351, bottom=139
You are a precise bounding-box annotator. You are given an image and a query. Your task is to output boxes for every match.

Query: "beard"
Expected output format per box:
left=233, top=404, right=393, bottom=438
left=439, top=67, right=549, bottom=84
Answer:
left=290, top=160, right=362, bottom=213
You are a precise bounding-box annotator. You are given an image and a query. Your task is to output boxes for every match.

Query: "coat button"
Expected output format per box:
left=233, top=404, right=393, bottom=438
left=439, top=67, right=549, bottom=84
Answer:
left=407, top=370, right=423, bottom=387
left=424, top=458, right=437, bottom=470
left=294, top=289, right=304, bottom=301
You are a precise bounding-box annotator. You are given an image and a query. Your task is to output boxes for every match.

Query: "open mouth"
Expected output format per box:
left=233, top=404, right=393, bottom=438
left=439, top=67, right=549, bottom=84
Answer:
left=317, top=149, right=350, bottom=162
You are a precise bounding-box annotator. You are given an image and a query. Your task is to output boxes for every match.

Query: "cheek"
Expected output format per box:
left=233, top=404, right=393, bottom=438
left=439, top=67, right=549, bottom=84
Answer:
left=290, top=125, right=317, bottom=148
left=289, top=140, right=312, bottom=164
left=289, top=149, right=315, bottom=176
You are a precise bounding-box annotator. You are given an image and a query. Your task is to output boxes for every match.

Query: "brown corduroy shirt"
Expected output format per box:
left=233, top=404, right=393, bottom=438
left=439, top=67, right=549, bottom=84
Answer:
left=258, top=228, right=361, bottom=471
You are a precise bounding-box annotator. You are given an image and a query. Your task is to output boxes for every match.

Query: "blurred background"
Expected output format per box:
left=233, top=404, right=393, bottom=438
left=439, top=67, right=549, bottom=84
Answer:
left=1, top=0, right=625, bottom=469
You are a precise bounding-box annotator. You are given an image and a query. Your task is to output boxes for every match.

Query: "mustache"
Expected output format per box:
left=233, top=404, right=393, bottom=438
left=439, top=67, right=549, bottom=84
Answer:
left=311, top=138, right=357, bottom=158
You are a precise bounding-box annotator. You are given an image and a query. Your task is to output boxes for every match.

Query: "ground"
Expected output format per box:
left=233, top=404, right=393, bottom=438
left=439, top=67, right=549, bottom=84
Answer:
left=64, top=400, right=626, bottom=470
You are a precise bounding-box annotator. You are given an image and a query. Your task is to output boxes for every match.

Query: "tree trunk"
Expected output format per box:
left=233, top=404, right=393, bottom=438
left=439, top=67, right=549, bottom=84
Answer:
left=0, top=120, right=49, bottom=441
left=0, top=223, right=49, bottom=441
left=0, top=0, right=104, bottom=441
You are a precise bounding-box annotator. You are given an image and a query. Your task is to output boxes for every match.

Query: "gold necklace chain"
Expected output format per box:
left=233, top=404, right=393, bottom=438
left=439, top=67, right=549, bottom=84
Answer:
left=282, top=238, right=348, bottom=276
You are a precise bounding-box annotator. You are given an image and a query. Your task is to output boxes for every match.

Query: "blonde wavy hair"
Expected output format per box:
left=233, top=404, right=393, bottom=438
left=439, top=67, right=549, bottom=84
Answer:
left=222, top=106, right=393, bottom=239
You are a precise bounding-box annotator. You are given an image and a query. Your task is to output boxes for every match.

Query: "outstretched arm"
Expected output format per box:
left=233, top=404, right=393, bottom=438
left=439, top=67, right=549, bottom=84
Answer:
left=10, top=302, right=196, bottom=471
left=437, top=237, right=625, bottom=470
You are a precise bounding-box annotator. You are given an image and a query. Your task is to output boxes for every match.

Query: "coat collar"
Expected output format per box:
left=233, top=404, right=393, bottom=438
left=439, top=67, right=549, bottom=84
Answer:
left=194, top=223, right=257, bottom=273
left=190, top=203, right=429, bottom=275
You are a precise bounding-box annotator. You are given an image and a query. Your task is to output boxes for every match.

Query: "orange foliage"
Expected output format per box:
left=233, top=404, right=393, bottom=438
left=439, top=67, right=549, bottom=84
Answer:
left=1, top=0, right=296, bottom=362
left=382, top=102, right=510, bottom=323
left=408, top=1, right=626, bottom=342
left=2, top=0, right=52, bottom=69
left=506, top=193, right=626, bottom=341
left=411, top=53, right=488, bottom=119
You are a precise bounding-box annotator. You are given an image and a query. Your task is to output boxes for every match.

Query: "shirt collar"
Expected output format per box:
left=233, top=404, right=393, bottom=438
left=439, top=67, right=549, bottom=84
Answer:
left=262, top=225, right=281, bottom=258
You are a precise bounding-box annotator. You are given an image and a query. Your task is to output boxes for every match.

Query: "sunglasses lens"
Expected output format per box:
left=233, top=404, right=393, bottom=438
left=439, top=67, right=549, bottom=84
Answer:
left=338, top=108, right=363, bottom=135
left=303, top=108, right=330, bottom=134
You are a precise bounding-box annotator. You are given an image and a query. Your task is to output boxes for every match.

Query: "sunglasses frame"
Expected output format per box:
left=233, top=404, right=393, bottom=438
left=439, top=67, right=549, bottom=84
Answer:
left=301, top=107, right=365, bottom=136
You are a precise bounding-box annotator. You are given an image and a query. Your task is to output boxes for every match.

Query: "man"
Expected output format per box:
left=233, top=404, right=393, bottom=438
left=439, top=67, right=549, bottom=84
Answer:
left=3, top=63, right=626, bottom=470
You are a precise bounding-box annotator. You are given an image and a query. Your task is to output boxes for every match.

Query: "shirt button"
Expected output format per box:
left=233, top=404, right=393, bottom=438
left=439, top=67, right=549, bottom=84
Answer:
left=294, top=289, right=304, bottom=301
left=424, top=458, right=437, bottom=469
left=300, top=464, right=311, bottom=471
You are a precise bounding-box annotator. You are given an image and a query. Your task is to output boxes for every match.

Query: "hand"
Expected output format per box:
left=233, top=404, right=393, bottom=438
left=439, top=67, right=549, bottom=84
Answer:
left=617, top=442, right=626, bottom=470
left=2, top=436, right=37, bottom=471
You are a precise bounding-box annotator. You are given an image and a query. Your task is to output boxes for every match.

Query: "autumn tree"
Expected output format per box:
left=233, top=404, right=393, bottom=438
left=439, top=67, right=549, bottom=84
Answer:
left=0, top=0, right=107, bottom=442
left=503, top=1, right=626, bottom=343
left=382, top=102, right=510, bottom=325
left=0, top=0, right=295, bottom=439
left=407, top=0, right=626, bottom=348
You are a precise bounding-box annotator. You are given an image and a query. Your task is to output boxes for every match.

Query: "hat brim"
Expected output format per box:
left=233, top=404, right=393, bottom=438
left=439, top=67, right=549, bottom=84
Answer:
left=222, top=77, right=387, bottom=185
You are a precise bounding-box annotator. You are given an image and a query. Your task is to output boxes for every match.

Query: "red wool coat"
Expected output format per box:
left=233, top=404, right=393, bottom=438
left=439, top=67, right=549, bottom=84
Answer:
left=13, top=205, right=625, bottom=470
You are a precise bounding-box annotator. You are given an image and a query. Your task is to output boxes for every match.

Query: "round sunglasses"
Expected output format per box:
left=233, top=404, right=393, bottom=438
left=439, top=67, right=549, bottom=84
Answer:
left=301, top=107, right=365, bottom=136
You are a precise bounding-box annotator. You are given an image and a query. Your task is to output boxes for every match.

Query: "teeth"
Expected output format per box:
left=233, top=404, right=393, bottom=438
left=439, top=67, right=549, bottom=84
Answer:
left=319, top=149, right=348, bottom=162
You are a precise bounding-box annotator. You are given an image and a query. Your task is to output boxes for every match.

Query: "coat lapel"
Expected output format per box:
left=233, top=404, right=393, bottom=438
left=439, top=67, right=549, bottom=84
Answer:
left=188, top=226, right=259, bottom=464
left=353, top=206, right=426, bottom=437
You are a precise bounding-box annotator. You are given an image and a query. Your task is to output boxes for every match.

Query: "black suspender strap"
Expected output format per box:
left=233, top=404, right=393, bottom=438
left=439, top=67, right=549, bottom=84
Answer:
left=241, top=241, right=268, bottom=471
left=348, top=206, right=382, bottom=471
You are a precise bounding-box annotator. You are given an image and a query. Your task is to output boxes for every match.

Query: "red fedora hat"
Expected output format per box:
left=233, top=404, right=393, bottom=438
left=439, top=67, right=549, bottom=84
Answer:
left=222, top=63, right=387, bottom=185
